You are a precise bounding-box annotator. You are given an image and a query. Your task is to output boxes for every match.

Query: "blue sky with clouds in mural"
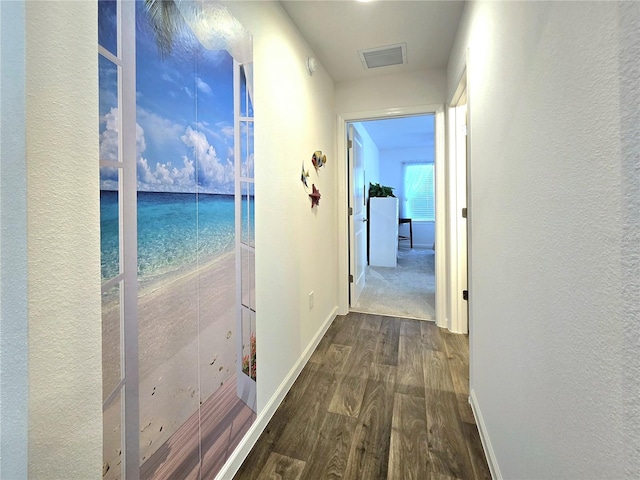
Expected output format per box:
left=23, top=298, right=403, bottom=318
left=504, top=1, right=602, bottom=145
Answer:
left=99, top=1, right=235, bottom=194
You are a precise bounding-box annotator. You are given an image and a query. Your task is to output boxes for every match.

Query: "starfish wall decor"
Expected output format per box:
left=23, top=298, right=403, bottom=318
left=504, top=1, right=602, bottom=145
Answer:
left=309, top=184, right=321, bottom=208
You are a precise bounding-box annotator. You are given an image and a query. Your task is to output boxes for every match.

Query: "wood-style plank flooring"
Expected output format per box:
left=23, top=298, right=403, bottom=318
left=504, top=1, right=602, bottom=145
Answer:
left=141, top=375, right=256, bottom=480
left=234, top=312, right=491, bottom=480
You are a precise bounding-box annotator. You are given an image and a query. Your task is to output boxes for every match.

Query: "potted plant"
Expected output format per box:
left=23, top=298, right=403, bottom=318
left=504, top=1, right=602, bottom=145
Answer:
left=368, top=182, right=396, bottom=198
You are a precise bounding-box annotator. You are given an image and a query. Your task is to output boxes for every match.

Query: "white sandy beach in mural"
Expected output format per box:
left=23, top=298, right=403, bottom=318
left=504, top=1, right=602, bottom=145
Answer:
left=102, top=251, right=237, bottom=478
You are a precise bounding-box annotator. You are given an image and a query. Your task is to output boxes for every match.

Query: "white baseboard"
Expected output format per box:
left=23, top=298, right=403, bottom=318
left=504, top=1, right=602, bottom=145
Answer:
left=410, top=242, right=434, bottom=249
left=469, top=389, right=501, bottom=480
left=215, top=306, right=338, bottom=480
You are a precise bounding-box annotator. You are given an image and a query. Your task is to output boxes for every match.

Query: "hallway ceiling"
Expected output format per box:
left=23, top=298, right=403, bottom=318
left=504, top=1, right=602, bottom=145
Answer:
left=280, top=0, right=465, bottom=83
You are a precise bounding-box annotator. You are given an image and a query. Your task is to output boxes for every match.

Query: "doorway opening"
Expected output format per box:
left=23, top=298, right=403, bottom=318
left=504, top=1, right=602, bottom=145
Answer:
left=347, top=115, right=436, bottom=321
left=338, top=104, right=446, bottom=327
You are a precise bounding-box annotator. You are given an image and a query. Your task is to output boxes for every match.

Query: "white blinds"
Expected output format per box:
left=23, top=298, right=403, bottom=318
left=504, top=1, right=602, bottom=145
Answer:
left=404, top=163, right=434, bottom=221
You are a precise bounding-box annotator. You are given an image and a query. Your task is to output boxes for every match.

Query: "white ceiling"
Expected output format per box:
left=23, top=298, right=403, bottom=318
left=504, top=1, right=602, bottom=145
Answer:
left=280, top=0, right=465, bottom=83
left=280, top=1, right=464, bottom=152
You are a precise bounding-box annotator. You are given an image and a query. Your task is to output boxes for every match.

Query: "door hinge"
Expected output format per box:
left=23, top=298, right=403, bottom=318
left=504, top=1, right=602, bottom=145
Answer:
left=349, top=207, right=353, bottom=215
left=462, top=290, right=468, bottom=301
left=349, top=274, right=354, bottom=283
left=461, top=207, right=467, bottom=218
left=348, top=139, right=353, bottom=148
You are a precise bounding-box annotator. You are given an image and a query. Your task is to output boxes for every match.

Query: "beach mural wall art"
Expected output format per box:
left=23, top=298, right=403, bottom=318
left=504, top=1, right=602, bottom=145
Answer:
left=99, top=1, right=255, bottom=478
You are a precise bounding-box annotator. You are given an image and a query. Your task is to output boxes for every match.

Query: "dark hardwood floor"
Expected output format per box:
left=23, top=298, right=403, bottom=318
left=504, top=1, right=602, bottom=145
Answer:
left=234, top=312, right=491, bottom=480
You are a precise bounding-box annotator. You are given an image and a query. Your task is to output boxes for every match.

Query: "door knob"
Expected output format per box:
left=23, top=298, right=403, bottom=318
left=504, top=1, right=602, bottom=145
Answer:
left=363, top=218, right=368, bottom=223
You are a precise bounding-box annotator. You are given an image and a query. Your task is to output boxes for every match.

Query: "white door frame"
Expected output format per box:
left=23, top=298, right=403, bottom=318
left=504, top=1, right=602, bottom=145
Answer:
left=447, top=70, right=469, bottom=335
left=336, top=104, right=447, bottom=330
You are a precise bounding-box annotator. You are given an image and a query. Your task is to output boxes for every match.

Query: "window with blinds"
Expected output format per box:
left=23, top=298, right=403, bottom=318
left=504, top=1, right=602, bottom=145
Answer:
left=404, top=163, right=435, bottom=221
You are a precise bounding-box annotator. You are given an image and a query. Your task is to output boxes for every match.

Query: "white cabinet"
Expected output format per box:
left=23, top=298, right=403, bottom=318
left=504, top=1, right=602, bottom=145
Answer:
left=369, top=197, right=399, bottom=267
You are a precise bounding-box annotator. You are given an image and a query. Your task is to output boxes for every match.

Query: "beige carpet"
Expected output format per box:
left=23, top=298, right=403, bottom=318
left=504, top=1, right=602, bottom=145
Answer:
left=352, top=246, right=435, bottom=321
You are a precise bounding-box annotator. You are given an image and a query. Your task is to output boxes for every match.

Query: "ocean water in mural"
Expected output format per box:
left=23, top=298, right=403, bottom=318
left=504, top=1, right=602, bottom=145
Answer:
left=100, top=191, right=236, bottom=283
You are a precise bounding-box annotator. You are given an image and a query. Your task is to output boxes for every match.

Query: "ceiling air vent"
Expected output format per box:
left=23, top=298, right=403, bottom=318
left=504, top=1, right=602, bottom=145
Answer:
left=358, top=43, right=407, bottom=70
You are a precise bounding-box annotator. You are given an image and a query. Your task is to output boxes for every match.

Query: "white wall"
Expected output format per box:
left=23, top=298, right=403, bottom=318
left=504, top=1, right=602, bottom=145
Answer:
left=449, top=1, right=640, bottom=478
left=0, top=1, right=28, bottom=478
left=378, top=151, right=403, bottom=199
left=336, top=68, right=446, bottom=113
left=403, top=221, right=434, bottom=250
left=25, top=1, right=102, bottom=479
left=222, top=0, right=337, bottom=414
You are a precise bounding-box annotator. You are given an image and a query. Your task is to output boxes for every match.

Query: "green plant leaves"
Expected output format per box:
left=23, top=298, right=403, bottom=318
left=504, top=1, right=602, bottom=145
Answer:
left=369, top=182, right=395, bottom=197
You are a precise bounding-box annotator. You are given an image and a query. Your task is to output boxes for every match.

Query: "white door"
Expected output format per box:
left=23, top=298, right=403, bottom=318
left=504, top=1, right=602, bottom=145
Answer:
left=349, top=125, right=367, bottom=306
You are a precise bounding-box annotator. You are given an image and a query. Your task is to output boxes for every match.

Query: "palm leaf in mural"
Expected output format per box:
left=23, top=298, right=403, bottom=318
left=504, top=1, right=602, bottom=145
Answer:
left=144, top=0, right=185, bottom=58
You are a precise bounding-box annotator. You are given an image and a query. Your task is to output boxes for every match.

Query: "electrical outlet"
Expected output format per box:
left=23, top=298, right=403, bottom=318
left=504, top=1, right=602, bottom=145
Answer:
left=309, top=291, right=314, bottom=310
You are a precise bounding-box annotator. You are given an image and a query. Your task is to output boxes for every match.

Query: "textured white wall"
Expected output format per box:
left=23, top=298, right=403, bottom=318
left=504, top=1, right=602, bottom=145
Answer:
left=336, top=68, right=446, bottom=114
left=449, top=1, right=640, bottom=478
left=25, top=2, right=102, bottom=479
left=222, top=1, right=338, bottom=413
left=0, top=1, right=28, bottom=478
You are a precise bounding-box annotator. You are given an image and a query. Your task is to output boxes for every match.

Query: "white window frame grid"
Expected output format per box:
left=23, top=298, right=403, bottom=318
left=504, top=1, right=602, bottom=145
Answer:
left=235, top=61, right=257, bottom=411
left=99, top=1, right=139, bottom=478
